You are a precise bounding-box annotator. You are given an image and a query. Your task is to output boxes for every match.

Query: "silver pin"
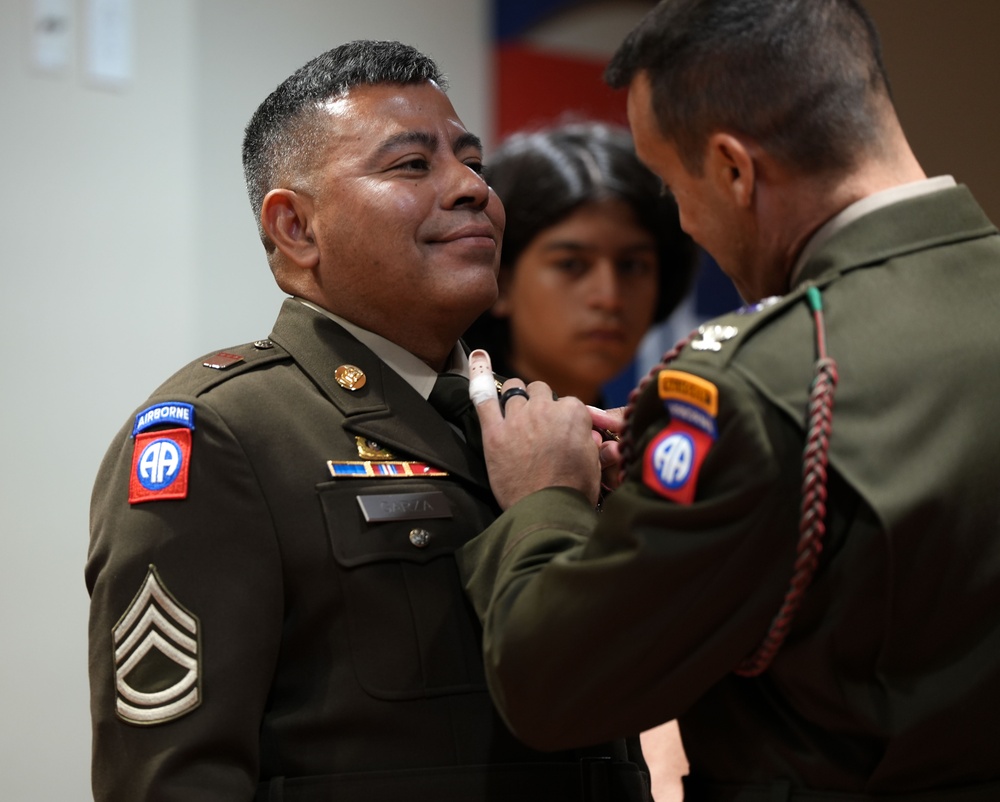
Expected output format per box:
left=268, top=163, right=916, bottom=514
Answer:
left=691, top=324, right=739, bottom=352
left=409, top=529, right=431, bottom=548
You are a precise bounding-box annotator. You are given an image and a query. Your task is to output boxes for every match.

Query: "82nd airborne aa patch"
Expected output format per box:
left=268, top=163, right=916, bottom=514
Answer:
left=113, top=565, right=201, bottom=725
left=643, top=422, right=714, bottom=504
left=129, top=429, right=192, bottom=504
left=644, top=369, right=720, bottom=504
left=129, top=402, right=196, bottom=504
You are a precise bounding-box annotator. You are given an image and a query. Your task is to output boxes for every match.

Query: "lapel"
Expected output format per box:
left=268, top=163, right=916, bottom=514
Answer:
left=267, top=299, right=490, bottom=489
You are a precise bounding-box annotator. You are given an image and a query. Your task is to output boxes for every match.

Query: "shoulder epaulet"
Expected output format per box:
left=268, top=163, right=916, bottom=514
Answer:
left=675, top=284, right=812, bottom=370
left=150, top=337, right=291, bottom=398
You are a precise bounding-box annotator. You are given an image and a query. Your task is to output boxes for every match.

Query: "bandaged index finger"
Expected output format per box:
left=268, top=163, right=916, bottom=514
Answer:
left=469, top=349, right=498, bottom=407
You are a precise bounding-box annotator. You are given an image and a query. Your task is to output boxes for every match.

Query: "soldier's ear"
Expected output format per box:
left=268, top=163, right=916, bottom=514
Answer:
left=706, top=132, right=756, bottom=209
left=261, top=189, right=319, bottom=269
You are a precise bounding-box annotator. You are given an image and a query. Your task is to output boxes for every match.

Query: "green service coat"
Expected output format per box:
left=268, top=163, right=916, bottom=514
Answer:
left=459, top=186, right=1000, bottom=797
left=87, top=299, right=649, bottom=802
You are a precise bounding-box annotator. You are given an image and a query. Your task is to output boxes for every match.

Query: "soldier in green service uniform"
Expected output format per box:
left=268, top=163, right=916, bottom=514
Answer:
left=458, top=1, right=1000, bottom=800
left=86, top=40, right=651, bottom=802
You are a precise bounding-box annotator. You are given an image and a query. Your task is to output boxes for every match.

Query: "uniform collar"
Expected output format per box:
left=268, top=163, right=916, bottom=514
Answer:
left=294, top=297, right=468, bottom=400
left=790, top=176, right=956, bottom=287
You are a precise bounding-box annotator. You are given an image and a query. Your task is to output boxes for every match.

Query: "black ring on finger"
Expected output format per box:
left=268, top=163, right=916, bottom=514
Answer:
left=499, top=386, right=530, bottom=413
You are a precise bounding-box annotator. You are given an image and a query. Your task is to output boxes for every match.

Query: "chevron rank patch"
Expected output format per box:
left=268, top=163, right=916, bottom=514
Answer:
left=113, top=565, right=201, bottom=725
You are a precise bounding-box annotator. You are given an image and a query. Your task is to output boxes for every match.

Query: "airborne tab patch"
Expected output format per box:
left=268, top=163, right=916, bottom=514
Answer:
left=133, top=402, right=195, bottom=436
left=112, top=565, right=201, bottom=725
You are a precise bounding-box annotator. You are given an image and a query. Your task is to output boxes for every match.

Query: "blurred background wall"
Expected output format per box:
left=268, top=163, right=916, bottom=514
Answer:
left=1, top=1, right=996, bottom=797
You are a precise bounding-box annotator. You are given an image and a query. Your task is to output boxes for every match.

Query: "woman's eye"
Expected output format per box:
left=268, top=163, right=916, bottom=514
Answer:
left=617, top=258, right=656, bottom=277
left=554, top=258, right=589, bottom=276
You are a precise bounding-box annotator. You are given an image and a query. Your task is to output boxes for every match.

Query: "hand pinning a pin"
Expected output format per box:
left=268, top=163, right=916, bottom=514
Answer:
left=469, top=349, right=497, bottom=407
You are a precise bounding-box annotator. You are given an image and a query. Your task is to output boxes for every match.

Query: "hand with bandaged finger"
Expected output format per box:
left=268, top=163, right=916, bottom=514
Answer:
left=469, top=349, right=602, bottom=509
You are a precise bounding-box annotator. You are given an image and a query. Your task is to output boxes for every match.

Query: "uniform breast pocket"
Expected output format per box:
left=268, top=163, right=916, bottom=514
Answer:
left=318, top=479, right=492, bottom=700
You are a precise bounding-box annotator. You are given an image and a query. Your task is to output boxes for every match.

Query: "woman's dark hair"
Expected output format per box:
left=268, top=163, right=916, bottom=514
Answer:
left=463, top=121, right=697, bottom=374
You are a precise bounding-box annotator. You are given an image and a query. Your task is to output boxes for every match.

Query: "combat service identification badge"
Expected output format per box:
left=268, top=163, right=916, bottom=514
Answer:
left=112, top=565, right=201, bottom=725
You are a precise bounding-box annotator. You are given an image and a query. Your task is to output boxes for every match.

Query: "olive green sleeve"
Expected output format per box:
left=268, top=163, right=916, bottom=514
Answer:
left=457, top=363, right=805, bottom=751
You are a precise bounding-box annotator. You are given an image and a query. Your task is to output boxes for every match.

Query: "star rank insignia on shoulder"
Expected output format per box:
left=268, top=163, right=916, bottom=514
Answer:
left=112, top=565, right=201, bottom=725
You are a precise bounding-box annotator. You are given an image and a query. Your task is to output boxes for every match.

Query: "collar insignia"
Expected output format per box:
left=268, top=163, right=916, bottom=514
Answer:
left=690, top=324, right=739, bottom=352
left=335, top=364, right=366, bottom=391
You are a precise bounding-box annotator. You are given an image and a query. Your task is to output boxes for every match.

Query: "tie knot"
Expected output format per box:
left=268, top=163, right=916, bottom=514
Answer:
left=428, top=373, right=472, bottom=424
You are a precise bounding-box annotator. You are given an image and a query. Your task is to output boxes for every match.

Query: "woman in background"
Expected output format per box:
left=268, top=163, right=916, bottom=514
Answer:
left=464, top=121, right=698, bottom=407
left=464, top=121, right=697, bottom=801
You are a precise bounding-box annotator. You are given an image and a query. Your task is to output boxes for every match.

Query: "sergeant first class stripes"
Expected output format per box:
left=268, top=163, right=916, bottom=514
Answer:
left=113, top=566, right=201, bottom=725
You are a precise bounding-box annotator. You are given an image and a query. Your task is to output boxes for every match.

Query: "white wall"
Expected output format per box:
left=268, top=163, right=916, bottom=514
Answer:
left=0, top=1, right=489, bottom=798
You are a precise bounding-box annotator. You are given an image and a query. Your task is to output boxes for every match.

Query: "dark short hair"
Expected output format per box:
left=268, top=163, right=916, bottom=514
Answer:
left=242, top=40, right=446, bottom=241
left=463, top=121, right=697, bottom=372
left=605, top=0, right=892, bottom=175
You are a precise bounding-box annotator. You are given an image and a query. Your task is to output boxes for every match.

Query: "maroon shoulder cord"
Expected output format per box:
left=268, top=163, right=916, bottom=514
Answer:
left=735, top=286, right=838, bottom=675
left=619, top=287, right=839, bottom=676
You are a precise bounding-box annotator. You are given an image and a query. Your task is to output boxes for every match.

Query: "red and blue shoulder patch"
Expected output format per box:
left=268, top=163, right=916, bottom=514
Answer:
left=129, top=403, right=195, bottom=504
left=642, top=370, right=719, bottom=504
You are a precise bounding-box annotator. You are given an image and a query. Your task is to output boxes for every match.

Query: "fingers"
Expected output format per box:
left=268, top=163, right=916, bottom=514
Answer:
left=587, top=404, right=626, bottom=435
left=466, top=356, right=603, bottom=508
left=598, top=439, right=622, bottom=471
left=499, top=383, right=529, bottom=415
left=469, top=349, right=497, bottom=405
left=468, top=350, right=504, bottom=432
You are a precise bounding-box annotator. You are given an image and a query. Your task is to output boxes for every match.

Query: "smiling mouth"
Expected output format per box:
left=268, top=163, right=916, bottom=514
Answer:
left=429, top=236, right=497, bottom=255
left=432, top=225, right=496, bottom=244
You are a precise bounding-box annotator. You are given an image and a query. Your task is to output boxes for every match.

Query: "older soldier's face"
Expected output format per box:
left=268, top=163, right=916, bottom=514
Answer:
left=300, top=81, right=504, bottom=344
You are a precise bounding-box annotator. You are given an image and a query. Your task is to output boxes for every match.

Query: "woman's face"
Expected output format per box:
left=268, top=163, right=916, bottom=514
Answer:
left=494, top=197, right=660, bottom=403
